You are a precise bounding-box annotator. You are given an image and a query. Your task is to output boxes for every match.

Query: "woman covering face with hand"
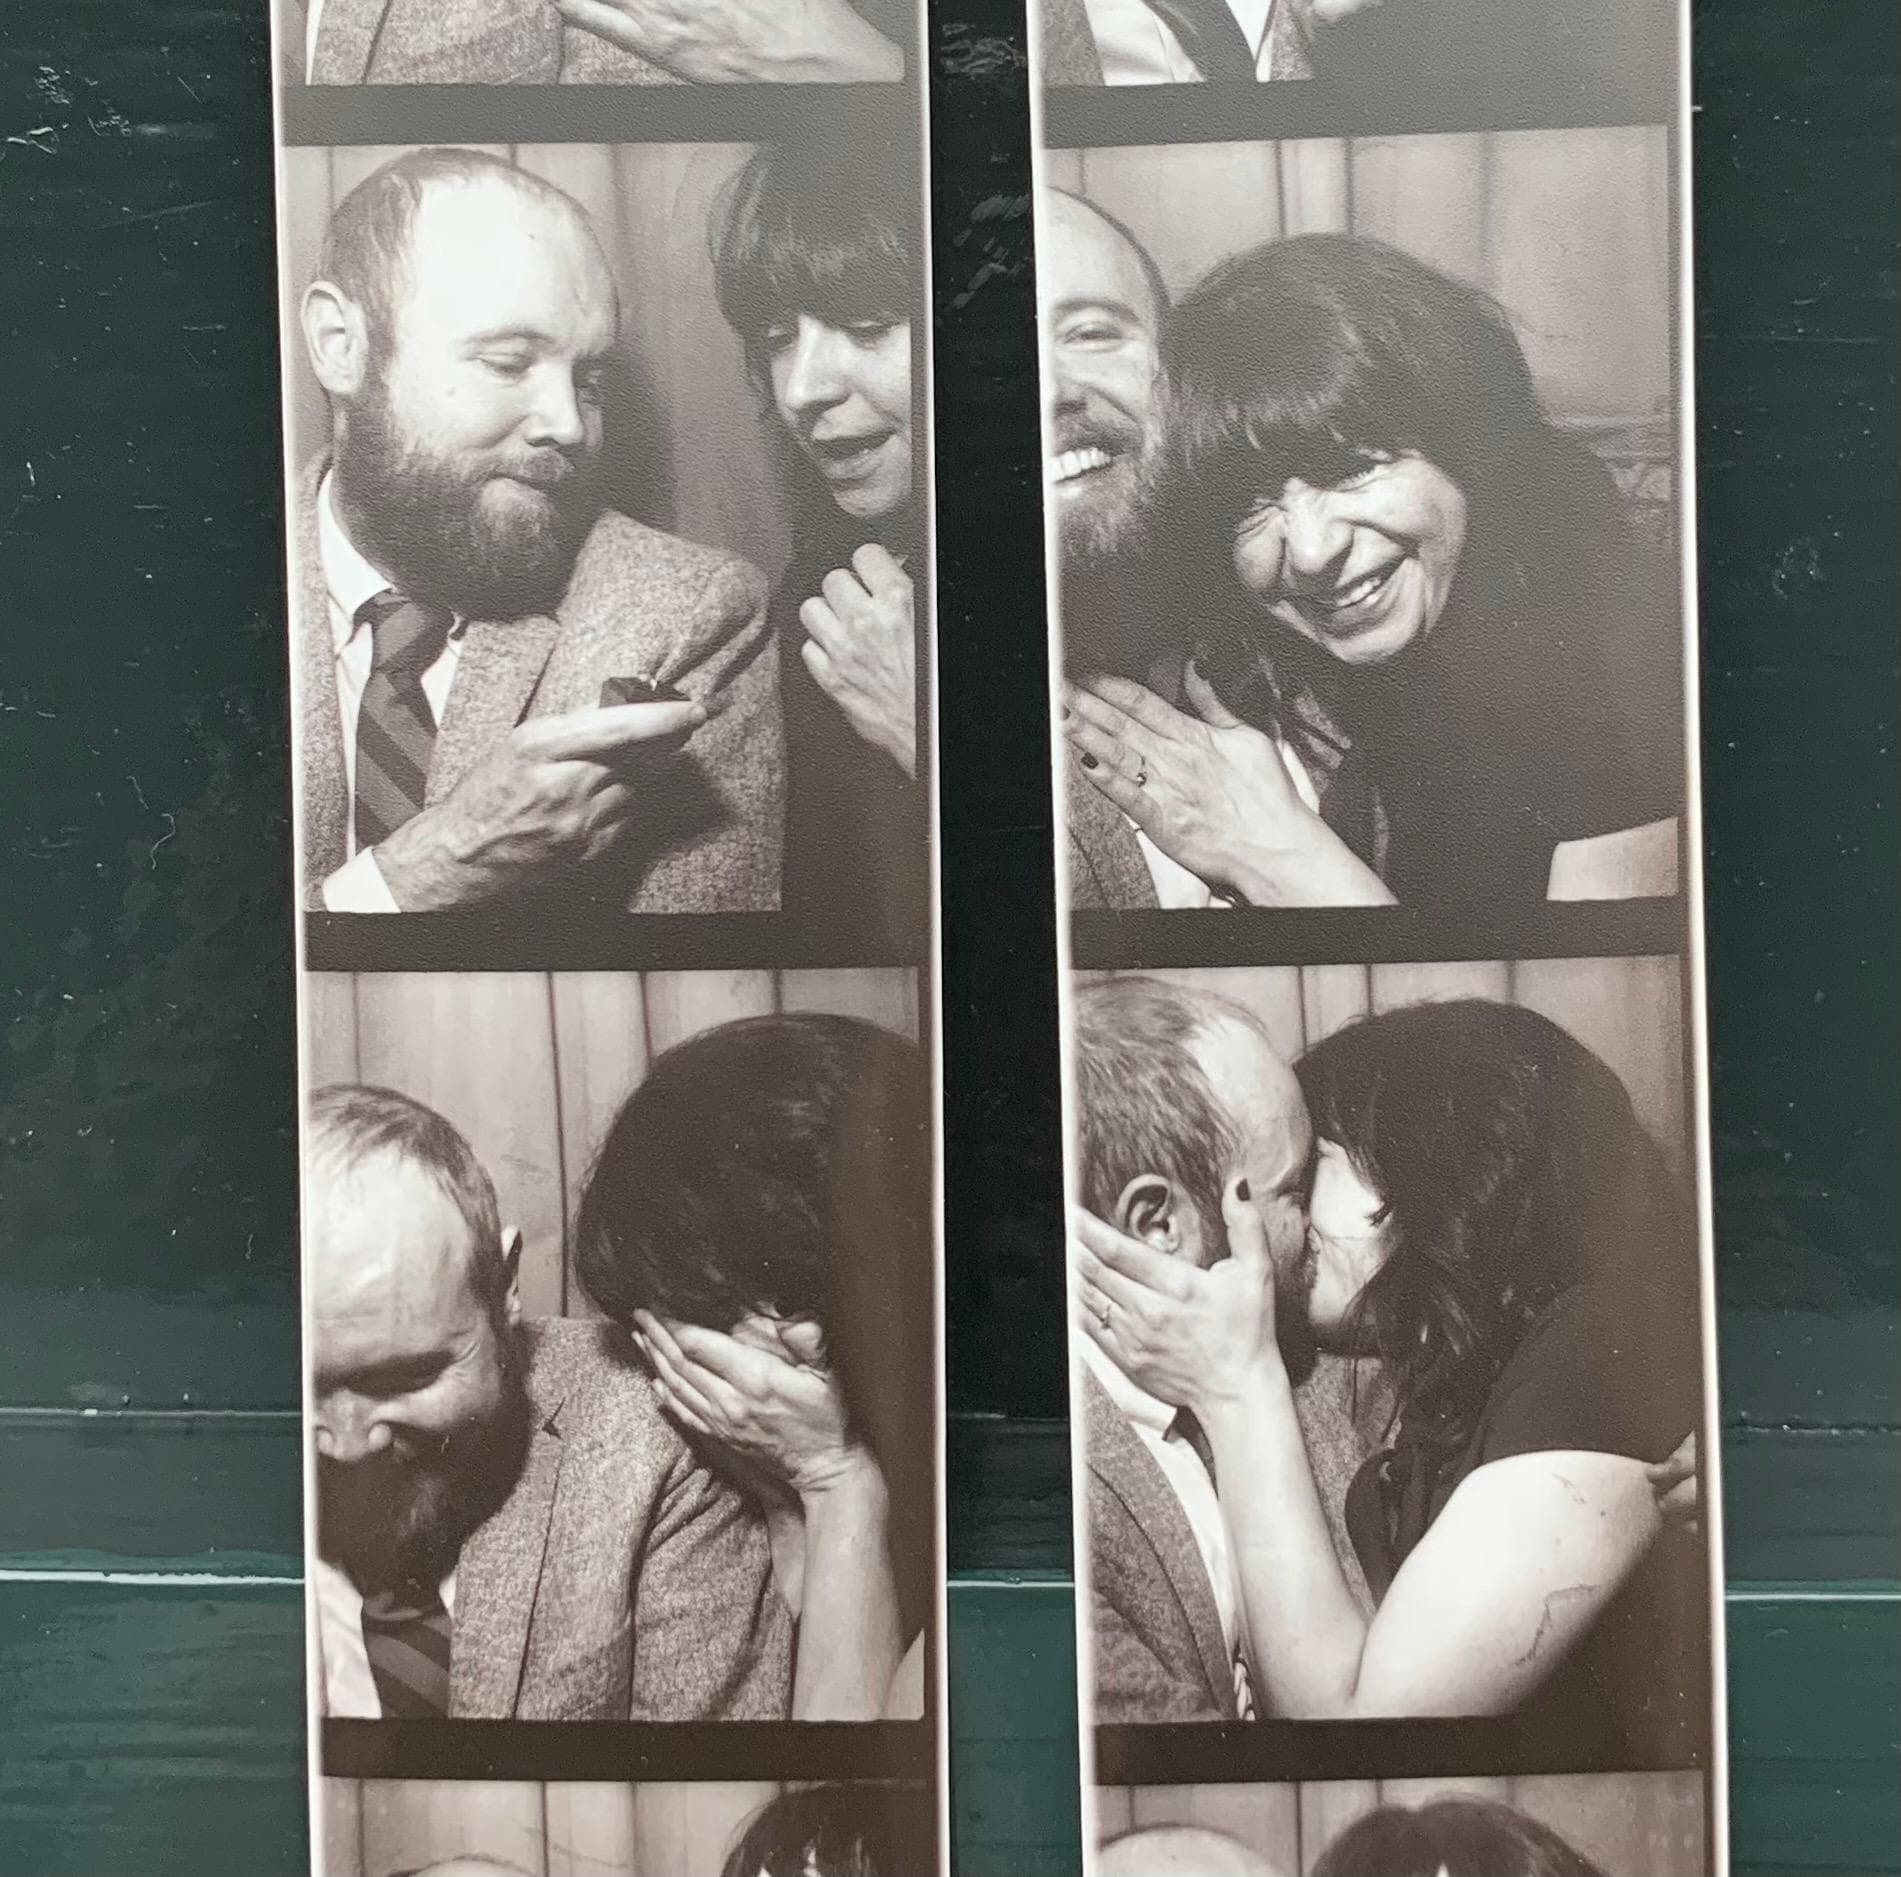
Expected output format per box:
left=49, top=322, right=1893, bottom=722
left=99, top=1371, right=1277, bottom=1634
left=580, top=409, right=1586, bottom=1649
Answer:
left=575, top=1015, right=933, bottom=1722
left=1074, top=999, right=1708, bottom=1761
left=1064, top=233, right=1681, bottom=909
left=713, top=138, right=926, bottom=948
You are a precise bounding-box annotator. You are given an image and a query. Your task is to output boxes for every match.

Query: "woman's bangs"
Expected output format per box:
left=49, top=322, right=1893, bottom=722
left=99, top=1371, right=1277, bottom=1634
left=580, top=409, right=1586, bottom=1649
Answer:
left=1169, top=312, right=1417, bottom=521
left=727, top=193, right=912, bottom=344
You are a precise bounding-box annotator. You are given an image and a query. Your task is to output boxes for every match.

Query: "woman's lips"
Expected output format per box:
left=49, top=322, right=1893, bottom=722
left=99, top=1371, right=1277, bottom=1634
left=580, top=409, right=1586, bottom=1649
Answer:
left=811, top=430, right=893, bottom=479
left=1289, top=558, right=1403, bottom=634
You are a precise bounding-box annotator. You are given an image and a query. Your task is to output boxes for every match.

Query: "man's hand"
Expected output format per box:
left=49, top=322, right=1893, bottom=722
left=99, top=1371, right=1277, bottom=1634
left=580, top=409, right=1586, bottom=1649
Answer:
left=799, top=545, right=918, bottom=779
left=371, top=698, right=704, bottom=909
left=553, top=0, right=904, bottom=82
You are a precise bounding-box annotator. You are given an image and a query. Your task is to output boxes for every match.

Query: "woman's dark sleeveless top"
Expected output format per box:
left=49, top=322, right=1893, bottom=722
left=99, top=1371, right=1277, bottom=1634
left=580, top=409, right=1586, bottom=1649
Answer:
left=1344, top=1281, right=1711, bottom=1765
left=774, top=508, right=928, bottom=954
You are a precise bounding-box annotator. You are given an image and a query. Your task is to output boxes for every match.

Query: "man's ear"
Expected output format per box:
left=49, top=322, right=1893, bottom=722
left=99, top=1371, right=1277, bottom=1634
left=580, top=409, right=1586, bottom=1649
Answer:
left=302, top=279, right=371, bottom=397
left=498, top=1227, right=524, bottom=1331
left=1113, top=1173, right=1186, bottom=1254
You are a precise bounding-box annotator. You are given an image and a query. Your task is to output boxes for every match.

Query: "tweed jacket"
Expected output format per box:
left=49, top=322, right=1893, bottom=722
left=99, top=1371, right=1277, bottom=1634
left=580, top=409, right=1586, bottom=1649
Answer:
left=282, top=0, right=676, bottom=84
left=291, top=459, right=783, bottom=913
left=1065, top=759, right=1160, bottom=912
left=443, top=1316, right=794, bottom=1720
left=1084, top=1365, right=1235, bottom=1722
left=1084, top=1356, right=1379, bottom=1723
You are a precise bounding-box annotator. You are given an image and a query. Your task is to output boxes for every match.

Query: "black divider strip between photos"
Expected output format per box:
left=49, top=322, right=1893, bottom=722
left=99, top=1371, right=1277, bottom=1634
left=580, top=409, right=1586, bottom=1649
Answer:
left=1067, top=897, right=1684, bottom=970
left=1042, top=75, right=1675, bottom=151
left=303, top=911, right=927, bottom=973
left=281, top=82, right=920, bottom=147
left=323, top=1719, right=934, bottom=1782
left=1094, top=1721, right=1708, bottom=1788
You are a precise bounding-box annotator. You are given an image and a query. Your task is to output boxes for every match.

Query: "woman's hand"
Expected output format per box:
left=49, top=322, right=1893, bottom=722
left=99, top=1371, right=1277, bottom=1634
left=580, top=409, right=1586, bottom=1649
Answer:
left=1062, top=663, right=1394, bottom=907
left=1645, top=1431, right=1699, bottom=1537
left=632, top=1309, right=872, bottom=1502
left=800, top=545, right=918, bottom=779
left=553, top=0, right=904, bottom=82
left=1073, top=1177, right=1282, bottom=1415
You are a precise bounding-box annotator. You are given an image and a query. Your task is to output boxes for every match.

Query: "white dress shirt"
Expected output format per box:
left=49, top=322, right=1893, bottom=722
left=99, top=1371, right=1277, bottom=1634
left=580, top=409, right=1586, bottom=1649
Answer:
left=311, top=1556, right=457, bottom=1719
left=316, top=475, right=465, bottom=911
left=1081, top=1338, right=1244, bottom=1670
left=1131, top=736, right=1321, bottom=909
left=1085, top=0, right=1287, bottom=82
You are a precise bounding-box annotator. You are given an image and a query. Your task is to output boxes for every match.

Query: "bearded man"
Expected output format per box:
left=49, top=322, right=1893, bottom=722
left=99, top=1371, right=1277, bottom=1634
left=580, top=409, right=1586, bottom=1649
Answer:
left=291, top=147, right=781, bottom=914
left=308, top=1084, right=790, bottom=1720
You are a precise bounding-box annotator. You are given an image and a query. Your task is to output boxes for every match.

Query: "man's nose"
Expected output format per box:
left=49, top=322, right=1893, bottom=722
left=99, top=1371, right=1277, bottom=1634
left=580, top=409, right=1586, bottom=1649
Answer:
left=780, top=319, right=849, bottom=416
left=314, top=1394, right=395, bottom=1466
left=522, top=363, right=589, bottom=451
left=1280, top=483, right=1352, bottom=584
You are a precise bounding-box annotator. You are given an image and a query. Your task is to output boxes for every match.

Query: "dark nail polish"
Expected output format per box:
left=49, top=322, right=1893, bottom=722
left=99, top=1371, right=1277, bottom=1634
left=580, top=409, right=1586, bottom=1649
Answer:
left=1235, top=1179, right=1251, bottom=1201
left=1081, top=752, right=1100, bottom=771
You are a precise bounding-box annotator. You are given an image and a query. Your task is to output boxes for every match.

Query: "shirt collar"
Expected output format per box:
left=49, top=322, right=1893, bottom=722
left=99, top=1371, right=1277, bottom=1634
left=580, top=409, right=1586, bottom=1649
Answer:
left=1080, top=1334, right=1177, bottom=1439
left=318, top=471, right=399, bottom=655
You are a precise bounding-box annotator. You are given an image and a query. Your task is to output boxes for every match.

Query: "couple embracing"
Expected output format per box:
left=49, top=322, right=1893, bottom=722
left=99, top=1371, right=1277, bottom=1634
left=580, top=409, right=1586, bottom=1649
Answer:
left=1072, top=977, right=1707, bottom=1762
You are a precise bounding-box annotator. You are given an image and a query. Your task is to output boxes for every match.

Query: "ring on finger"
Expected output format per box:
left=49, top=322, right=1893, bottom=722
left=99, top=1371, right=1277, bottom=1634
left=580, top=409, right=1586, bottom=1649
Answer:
left=1132, top=763, right=1148, bottom=788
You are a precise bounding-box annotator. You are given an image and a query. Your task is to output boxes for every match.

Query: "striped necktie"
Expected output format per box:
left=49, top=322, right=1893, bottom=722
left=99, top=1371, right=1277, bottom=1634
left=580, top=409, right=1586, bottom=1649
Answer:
left=1171, top=1408, right=1259, bottom=1720
left=353, top=590, right=453, bottom=854
left=359, top=1577, right=452, bottom=1718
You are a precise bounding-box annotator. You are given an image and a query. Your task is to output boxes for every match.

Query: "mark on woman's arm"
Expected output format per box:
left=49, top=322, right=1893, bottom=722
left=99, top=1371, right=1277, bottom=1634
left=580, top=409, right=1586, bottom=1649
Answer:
left=1517, top=1583, right=1596, bottom=1665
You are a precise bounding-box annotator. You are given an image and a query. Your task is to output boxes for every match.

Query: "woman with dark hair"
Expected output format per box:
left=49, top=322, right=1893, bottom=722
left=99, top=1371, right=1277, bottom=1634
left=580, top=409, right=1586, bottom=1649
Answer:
left=1313, top=1796, right=1607, bottom=1877
left=575, top=1014, right=933, bottom=1720
left=1063, top=233, right=1680, bottom=908
left=1074, top=1000, right=1707, bottom=1757
left=711, top=138, right=927, bottom=949
left=721, top=1783, right=935, bottom=1877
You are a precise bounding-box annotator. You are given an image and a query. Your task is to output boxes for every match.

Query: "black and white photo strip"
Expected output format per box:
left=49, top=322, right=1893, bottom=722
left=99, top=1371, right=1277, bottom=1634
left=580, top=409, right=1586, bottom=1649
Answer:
left=1042, top=126, right=1684, bottom=930
left=301, top=970, right=941, bottom=1852
left=276, top=118, right=931, bottom=964
left=321, top=1778, right=933, bottom=1876
left=1034, top=0, right=1672, bottom=102
left=277, top=0, right=917, bottom=87
left=268, top=0, right=946, bottom=1860
left=1094, top=1770, right=1705, bottom=1876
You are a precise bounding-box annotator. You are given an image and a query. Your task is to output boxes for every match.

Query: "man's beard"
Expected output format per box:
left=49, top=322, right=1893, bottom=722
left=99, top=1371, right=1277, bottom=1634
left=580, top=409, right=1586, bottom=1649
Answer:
left=318, top=1350, right=532, bottom=1594
left=336, top=376, right=601, bottom=622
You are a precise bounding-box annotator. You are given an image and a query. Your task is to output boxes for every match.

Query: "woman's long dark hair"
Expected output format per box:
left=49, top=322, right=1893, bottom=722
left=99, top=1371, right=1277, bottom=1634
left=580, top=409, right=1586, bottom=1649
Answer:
left=1295, top=999, right=1689, bottom=1465
left=720, top=1783, right=936, bottom=1877
left=573, top=1015, right=934, bottom=1642
left=710, top=137, right=922, bottom=565
left=1152, top=235, right=1676, bottom=899
left=1313, top=1796, right=1607, bottom=1877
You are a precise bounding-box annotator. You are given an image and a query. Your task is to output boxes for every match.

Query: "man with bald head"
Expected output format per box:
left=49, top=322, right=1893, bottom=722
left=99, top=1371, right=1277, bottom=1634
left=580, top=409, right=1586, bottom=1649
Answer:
left=307, top=1084, right=790, bottom=1720
left=294, top=147, right=781, bottom=915
left=1097, top=1823, right=1287, bottom=1877
left=1072, top=975, right=1336, bottom=1722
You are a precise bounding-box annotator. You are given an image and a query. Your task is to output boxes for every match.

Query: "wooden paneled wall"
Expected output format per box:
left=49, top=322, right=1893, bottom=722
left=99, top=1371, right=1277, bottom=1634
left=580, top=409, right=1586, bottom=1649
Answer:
left=322, top=1777, right=778, bottom=1877
left=1076, top=957, right=1687, bottom=1165
left=306, top=968, right=921, bottom=1319
left=279, top=143, right=794, bottom=586
left=1046, top=126, right=1671, bottom=431
left=1095, top=1769, right=1705, bottom=1876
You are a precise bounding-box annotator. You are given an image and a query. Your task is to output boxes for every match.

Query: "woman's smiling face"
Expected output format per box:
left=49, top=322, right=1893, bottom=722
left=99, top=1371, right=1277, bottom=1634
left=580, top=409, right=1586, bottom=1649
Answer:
left=1232, top=450, right=1469, bottom=666
left=1300, top=1138, right=1397, bottom=1344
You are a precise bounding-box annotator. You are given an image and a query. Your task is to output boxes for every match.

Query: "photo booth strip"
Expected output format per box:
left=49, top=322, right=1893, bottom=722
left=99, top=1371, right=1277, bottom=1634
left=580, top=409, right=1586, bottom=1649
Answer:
left=266, top=8, right=949, bottom=1873
left=1030, top=5, right=1728, bottom=1872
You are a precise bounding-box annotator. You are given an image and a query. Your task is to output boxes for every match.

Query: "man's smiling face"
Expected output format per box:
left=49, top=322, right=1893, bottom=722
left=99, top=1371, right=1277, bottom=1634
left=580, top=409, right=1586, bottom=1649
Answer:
left=1042, top=191, right=1163, bottom=577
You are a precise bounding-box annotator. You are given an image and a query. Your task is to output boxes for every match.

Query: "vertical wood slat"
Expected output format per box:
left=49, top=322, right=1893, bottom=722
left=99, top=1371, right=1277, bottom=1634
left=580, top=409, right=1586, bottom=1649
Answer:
left=544, top=1779, right=639, bottom=1877
left=632, top=1781, right=779, bottom=1877
left=319, top=1777, right=364, bottom=1877
left=304, top=974, right=362, bottom=1087
left=358, top=1780, right=548, bottom=1876
left=1296, top=1779, right=1378, bottom=1873
left=351, top=973, right=568, bottom=1321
